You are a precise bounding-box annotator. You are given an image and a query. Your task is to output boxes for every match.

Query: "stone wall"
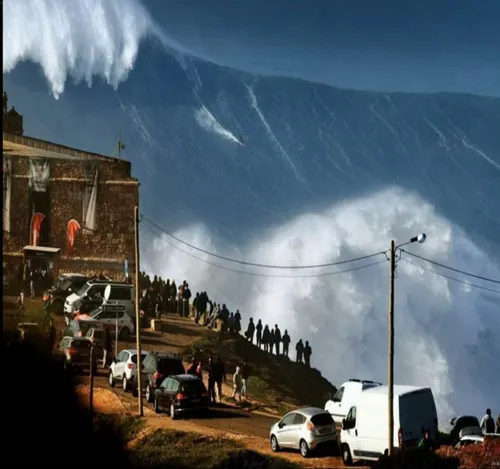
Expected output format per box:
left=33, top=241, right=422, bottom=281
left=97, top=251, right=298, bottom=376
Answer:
left=3, top=150, right=139, bottom=284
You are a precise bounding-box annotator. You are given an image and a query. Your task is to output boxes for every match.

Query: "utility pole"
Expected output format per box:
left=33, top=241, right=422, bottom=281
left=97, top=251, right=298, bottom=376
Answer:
left=89, top=346, right=95, bottom=420
left=134, top=206, right=143, bottom=416
left=388, top=240, right=396, bottom=456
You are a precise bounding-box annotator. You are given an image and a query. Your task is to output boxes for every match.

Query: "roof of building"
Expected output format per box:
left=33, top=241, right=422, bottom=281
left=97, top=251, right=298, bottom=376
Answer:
left=3, top=133, right=128, bottom=163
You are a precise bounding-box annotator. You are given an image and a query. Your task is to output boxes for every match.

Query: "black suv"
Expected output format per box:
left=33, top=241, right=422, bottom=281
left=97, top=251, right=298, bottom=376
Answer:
left=45, top=274, right=88, bottom=315
left=131, top=352, right=185, bottom=402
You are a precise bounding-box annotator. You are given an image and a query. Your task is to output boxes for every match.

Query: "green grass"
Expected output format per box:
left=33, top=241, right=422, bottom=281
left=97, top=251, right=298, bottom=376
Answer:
left=182, top=335, right=337, bottom=413
left=129, top=429, right=302, bottom=469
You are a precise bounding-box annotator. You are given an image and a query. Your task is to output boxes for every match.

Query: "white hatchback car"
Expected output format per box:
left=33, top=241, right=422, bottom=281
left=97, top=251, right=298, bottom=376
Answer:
left=270, top=407, right=337, bottom=458
left=81, top=304, right=135, bottom=339
left=109, top=349, right=148, bottom=392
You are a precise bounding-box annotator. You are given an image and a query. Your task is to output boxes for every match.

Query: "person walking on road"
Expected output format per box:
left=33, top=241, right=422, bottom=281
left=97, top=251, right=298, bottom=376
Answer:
left=207, top=357, right=217, bottom=404
left=256, top=319, right=263, bottom=349
left=103, top=328, right=113, bottom=368
left=187, top=357, right=197, bottom=375
left=303, top=341, right=312, bottom=367
left=241, top=361, right=250, bottom=399
left=214, top=354, right=226, bottom=404
left=282, top=330, right=291, bottom=358
left=296, top=339, right=304, bottom=363
left=232, top=366, right=243, bottom=402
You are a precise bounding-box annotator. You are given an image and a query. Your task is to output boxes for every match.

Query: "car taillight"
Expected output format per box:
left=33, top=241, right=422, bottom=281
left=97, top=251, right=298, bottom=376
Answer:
left=398, top=428, right=403, bottom=448
left=68, top=348, right=77, bottom=355
left=176, top=393, right=187, bottom=400
left=306, top=421, right=315, bottom=432
left=128, top=363, right=135, bottom=369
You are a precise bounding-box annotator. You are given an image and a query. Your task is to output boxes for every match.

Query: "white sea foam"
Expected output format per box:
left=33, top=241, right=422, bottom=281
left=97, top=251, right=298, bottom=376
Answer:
left=143, top=186, right=500, bottom=424
left=195, top=106, right=243, bottom=145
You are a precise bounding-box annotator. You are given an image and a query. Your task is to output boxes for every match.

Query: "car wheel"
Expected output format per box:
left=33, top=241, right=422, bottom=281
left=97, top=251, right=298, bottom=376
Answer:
left=270, top=435, right=280, bottom=452
left=120, top=327, right=130, bottom=340
left=170, top=403, right=177, bottom=420
left=108, top=370, right=115, bottom=387
left=154, top=397, right=161, bottom=414
left=300, top=439, right=310, bottom=458
left=342, top=444, right=353, bottom=466
left=53, top=300, right=64, bottom=316
left=146, top=384, right=153, bottom=403
left=122, top=375, right=129, bottom=392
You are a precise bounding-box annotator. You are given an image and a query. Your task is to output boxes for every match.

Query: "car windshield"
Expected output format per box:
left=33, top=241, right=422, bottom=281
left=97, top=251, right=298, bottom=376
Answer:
left=76, top=283, right=90, bottom=296
left=311, top=413, right=335, bottom=426
left=131, top=353, right=148, bottom=364
left=157, top=358, right=185, bottom=375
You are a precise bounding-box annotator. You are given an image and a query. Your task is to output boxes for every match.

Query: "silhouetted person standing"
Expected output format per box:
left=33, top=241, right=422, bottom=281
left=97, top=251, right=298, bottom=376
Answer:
left=207, top=356, right=217, bottom=404
left=274, top=325, right=281, bottom=356
left=262, top=325, right=270, bottom=353
left=303, top=341, right=312, bottom=367
left=418, top=430, right=436, bottom=451
left=256, top=319, right=263, bottom=348
left=296, top=339, right=304, bottom=363
left=270, top=328, right=275, bottom=355
left=282, top=330, right=291, bottom=358
left=246, top=318, right=255, bottom=343
left=214, top=354, right=226, bottom=403
left=481, top=408, right=495, bottom=434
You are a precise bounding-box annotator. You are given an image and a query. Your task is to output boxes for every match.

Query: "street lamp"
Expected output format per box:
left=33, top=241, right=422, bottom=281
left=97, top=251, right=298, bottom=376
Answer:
left=387, top=233, right=426, bottom=457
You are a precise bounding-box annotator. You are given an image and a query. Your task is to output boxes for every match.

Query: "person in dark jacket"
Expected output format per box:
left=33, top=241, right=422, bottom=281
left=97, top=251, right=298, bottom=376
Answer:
left=187, top=357, right=197, bottom=375
left=262, top=325, right=270, bottom=352
left=296, top=339, right=304, bottom=363
left=214, top=354, right=226, bottom=403
left=234, top=310, right=242, bottom=333
left=103, top=328, right=113, bottom=368
left=303, top=341, right=312, bottom=367
left=418, top=430, right=436, bottom=451
left=256, top=320, right=263, bottom=348
left=496, top=414, right=500, bottom=434
left=207, top=357, right=217, bottom=404
left=245, top=318, right=255, bottom=343
left=269, top=328, right=275, bottom=355
left=282, top=330, right=291, bottom=358
left=274, top=325, right=281, bottom=356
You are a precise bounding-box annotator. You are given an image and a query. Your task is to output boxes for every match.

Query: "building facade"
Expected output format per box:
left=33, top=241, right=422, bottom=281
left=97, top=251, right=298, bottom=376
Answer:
left=3, top=101, right=139, bottom=289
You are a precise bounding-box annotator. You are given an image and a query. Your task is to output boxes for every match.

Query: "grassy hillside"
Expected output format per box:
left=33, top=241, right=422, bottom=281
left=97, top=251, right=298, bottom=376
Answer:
left=182, top=335, right=337, bottom=415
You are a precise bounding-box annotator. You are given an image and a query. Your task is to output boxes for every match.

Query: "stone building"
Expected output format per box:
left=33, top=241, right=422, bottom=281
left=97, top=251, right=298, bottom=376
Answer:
left=3, top=97, right=139, bottom=289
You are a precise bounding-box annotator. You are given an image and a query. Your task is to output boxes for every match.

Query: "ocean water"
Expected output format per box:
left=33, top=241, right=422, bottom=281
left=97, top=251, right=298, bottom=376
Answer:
left=3, top=0, right=500, bottom=424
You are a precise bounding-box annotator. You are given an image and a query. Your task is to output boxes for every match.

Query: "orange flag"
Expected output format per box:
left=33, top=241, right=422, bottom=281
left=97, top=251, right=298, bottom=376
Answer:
left=30, top=212, right=45, bottom=246
left=66, top=219, right=81, bottom=260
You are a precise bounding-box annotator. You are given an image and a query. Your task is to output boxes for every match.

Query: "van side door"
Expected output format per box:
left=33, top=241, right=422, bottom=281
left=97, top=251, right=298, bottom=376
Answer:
left=342, top=406, right=359, bottom=457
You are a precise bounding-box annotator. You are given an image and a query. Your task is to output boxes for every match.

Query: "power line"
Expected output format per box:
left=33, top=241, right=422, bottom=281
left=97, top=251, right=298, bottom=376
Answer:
left=142, top=223, right=387, bottom=279
left=140, top=214, right=386, bottom=270
left=400, top=258, right=500, bottom=295
left=401, top=249, right=500, bottom=285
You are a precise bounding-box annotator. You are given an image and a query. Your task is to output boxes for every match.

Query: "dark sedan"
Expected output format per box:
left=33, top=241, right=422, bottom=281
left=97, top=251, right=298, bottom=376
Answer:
left=154, top=374, right=210, bottom=419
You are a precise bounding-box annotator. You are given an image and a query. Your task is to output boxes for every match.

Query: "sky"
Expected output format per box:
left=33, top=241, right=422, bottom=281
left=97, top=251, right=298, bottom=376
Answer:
left=144, top=0, right=500, bottom=96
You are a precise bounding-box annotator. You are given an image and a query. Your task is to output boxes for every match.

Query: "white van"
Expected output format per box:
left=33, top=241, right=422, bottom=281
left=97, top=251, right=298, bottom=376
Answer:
left=325, top=379, right=382, bottom=421
left=64, top=281, right=135, bottom=317
left=339, top=385, right=438, bottom=466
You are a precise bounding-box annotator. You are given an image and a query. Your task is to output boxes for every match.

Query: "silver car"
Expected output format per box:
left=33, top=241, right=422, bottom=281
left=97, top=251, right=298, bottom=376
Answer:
left=269, top=407, right=338, bottom=458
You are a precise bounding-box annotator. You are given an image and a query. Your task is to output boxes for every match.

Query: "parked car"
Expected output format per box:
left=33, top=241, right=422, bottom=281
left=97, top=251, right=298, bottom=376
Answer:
left=153, top=374, right=210, bottom=419
left=270, top=408, right=337, bottom=458
left=64, top=280, right=135, bottom=318
left=55, top=336, right=97, bottom=374
left=44, top=273, right=88, bottom=315
left=131, top=351, right=185, bottom=402
left=81, top=304, right=134, bottom=339
left=108, top=349, right=148, bottom=392
left=455, top=433, right=500, bottom=449
left=325, top=378, right=382, bottom=422
left=449, top=415, right=481, bottom=444
left=339, top=385, right=438, bottom=466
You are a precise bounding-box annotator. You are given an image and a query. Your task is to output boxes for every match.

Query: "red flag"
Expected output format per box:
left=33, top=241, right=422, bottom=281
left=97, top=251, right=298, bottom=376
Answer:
left=66, top=219, right=81, bottom=260
left=30, top=212, right=45, bottom=246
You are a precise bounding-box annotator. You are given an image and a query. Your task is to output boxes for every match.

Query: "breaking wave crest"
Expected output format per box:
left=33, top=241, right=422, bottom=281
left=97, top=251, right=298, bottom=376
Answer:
left=195, top=106, right=243, bottom=145
left=143, top=187, right=500, bottom=424
left=3, top=0, right=153, bottom=98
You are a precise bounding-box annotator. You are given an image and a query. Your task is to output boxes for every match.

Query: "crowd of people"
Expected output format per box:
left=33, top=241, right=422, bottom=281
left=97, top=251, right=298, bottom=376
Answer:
left=138, top=272, right=314, bottom=367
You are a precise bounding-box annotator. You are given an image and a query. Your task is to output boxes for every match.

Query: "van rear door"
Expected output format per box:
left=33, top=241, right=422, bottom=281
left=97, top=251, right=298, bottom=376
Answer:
left=398, top=388, right=438, bottom=447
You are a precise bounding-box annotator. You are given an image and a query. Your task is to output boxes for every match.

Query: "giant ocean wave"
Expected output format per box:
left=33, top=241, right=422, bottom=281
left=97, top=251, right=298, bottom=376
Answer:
left=4, top=0, right=500, bottom=423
